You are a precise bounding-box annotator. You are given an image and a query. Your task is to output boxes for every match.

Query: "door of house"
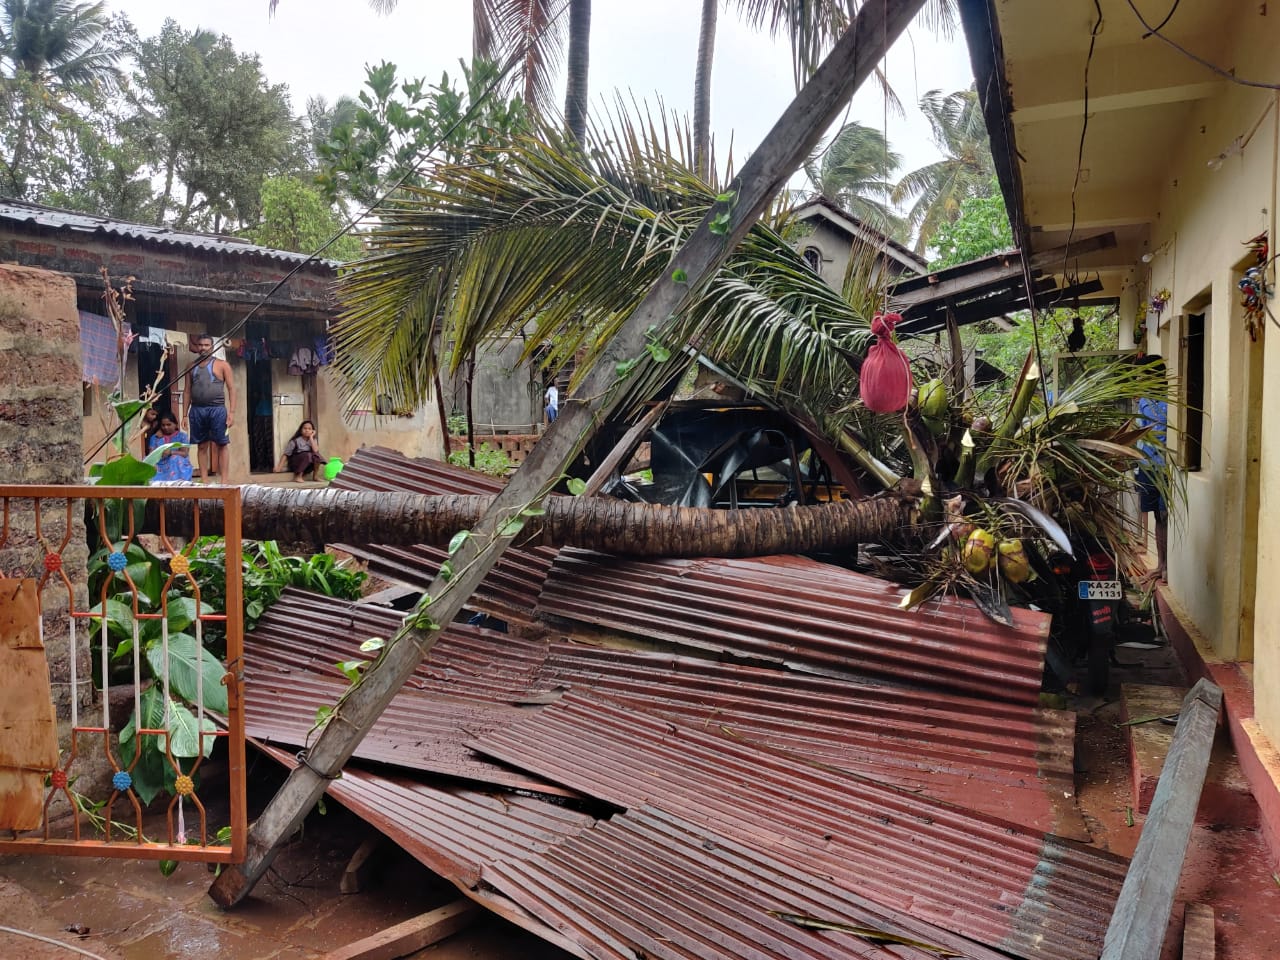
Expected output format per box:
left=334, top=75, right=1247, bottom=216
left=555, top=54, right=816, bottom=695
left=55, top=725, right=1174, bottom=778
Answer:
left=246, top=355, right=274, bottom=473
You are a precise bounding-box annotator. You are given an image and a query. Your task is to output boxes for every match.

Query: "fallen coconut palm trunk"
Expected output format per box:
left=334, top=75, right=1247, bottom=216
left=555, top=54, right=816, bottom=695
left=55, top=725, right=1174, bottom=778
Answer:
left=155, top=485, right=917, bottom=559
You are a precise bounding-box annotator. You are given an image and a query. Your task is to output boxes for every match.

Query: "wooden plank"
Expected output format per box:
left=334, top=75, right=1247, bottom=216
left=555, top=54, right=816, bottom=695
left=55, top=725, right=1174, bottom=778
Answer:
left=340, top=835, right=383, bottom=894
left=208, top=0, right=928, bottom=909
left=0, top=579, right=59, bottom=832
left=1100, top=678, right=1223, bottom=960
left=322, top=900, right=477, bottom=960
left=582, top=400, right=669, bottom=496
left=1181, top=903, right=1215, bottom=960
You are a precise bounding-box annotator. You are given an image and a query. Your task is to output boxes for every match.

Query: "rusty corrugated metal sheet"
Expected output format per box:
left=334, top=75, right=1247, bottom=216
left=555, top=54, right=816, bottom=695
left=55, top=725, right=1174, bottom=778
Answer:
left=245, top=592, right=562, bottom=792
left=537, top=549, right=1051, bottom=704
left=255, top=743, right=950, bottom=960
left=248, top=590, right=1080, bottom=834
left=253, top=743, right=598, bottom=960
left=485, top=805, right=1009, bottom=960
left=540, top=642, right=1085, bottom=837
left=472, top=693, right=1127, bottom=960
left=331, top=447, right=555, bottom=626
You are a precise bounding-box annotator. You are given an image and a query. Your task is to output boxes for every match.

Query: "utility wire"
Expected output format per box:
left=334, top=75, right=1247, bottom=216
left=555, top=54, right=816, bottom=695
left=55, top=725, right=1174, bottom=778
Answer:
left=85, top=0, right=571, bottom=466
left=1124, top=0, right=1280, bottom=90
left=1061, top=0, right=1104, bottom=289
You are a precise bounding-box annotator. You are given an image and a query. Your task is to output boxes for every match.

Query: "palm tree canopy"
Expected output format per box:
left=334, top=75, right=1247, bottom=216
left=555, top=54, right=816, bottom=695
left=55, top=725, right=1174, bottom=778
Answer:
left=892, top=87, right=994, bottom=251
left=802, top=120, right=903, bottom=236
left=330, top=107, right=873, bottom=431
left=0, top=0, right=119, bottom=90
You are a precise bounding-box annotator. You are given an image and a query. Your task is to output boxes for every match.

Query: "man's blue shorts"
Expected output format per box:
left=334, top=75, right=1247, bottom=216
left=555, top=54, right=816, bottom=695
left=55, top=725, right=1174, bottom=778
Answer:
left=1136, top=468, right=1166, bottom=518
left=189, top=405, right=229, bottom=445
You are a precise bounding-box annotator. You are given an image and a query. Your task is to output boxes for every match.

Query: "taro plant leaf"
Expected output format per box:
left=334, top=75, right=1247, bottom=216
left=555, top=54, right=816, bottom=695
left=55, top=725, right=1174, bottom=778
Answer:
left=119, top=686, right=169, bottom=805
left=165, top=699, right=219, bottom=759
left=88, top=599, right=137, bottom=641
left=96, top=455, right=156, bottom=486
left=165, top=596, right=214, bottom=635
left=145, top=634, right=229, bottom=715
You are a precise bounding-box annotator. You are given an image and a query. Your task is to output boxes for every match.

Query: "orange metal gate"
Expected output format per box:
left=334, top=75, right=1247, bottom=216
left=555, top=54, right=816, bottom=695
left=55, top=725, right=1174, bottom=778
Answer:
left=0, top=485, right=245, bottom=864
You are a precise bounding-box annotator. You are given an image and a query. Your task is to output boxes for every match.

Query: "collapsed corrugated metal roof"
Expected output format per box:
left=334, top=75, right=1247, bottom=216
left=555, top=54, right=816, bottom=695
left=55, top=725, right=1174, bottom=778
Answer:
left=330, top=447, right=555, bottom=627
left=256, top=446, right=1120, bottom=960
left=0, top=198, right=339, bottom=269
left=538, top=549, right=1050, bottom=704
left=244, top=587, right=1119, bottom=960
left=248, top=590, right=1081, bottom=834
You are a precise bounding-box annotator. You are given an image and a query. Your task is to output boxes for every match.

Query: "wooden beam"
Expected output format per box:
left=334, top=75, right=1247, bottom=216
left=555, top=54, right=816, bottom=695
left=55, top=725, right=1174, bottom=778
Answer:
left=322, top=900, right=478, bottom=960
left=582, top=400, right=669, bottom=496
left=1100, top=679, right=1223, bottom=960
left=207, top=0, right=929, bottom=909
left=1181, top=903, right=1216, bottom=960
left=340, top=835, right=384, bottom=894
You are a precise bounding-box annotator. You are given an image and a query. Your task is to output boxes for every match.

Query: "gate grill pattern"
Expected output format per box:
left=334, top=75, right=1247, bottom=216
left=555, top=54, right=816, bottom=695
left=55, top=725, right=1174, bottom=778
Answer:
left=0, top=485, right=245, bottom=863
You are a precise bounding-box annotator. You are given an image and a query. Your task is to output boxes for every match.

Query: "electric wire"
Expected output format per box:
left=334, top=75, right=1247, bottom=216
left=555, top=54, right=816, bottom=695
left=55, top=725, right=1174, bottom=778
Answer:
left=0, top=925, right=108, bottom=960
left=1061, top=0, right=1103, bottom=293
left=84, top=0, right=572, bottom=466
left=1124, top=0, right=1280, bottom=90
left=1143, top=0, right=1181, bottom=38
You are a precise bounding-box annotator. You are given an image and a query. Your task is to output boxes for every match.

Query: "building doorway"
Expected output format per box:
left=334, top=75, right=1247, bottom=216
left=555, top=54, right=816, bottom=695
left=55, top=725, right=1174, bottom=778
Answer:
left=246, top=355, right=274, bottom=473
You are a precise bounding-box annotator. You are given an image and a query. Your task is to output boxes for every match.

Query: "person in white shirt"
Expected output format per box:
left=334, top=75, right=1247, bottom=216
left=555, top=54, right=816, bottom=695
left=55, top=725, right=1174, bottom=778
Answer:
left=544, top=382, right=559, bottom=424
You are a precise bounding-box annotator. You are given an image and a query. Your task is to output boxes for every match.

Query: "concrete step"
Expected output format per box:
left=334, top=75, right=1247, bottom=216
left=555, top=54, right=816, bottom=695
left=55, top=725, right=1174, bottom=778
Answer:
left=1120, top=683, right=1259, bottom=829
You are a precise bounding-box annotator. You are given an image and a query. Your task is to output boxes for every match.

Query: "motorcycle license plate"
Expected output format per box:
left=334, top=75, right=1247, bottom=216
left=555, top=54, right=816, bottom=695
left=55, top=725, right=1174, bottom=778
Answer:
left=1078, top=580, right=1122, bottom=601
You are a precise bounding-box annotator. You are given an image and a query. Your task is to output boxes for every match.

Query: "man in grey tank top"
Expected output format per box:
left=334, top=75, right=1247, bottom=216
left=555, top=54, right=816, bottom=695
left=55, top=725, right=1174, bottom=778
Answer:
left=183, top=333, right=236, bottom=481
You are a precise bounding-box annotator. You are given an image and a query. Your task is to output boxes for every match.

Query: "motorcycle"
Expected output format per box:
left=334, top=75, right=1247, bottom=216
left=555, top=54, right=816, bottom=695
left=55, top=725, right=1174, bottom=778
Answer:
left=1032, top=539, right=1157, bottom=695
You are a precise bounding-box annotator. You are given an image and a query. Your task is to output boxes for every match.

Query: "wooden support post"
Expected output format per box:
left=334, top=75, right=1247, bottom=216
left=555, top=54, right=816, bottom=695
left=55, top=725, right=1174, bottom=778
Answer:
left=208, top=0, right=927, bottom=909
left=581, top=400, right=669, bottom=496
left=1100, top=678, right=1223, bottom=960
left=945, top=303, right=966, bottom=404
left=1181, top=903, right=1215, bottom=960
left=340, top=835, right=384, bottom=894
left=322, top=900, right=477, bottom=960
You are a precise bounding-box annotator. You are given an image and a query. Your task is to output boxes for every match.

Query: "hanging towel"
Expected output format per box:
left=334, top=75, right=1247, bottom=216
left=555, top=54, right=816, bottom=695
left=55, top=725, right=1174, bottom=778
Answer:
left=78, top=311, right=119, bottom=386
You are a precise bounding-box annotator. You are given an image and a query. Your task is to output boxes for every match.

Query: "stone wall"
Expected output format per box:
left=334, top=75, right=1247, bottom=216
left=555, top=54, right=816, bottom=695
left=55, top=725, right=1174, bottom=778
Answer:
left=0, top=264, right=91, bottom=723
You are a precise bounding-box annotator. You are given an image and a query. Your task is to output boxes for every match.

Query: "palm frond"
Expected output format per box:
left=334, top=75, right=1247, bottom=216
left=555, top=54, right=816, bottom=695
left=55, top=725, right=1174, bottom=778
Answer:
left=331, top=105, right=873, bottom=426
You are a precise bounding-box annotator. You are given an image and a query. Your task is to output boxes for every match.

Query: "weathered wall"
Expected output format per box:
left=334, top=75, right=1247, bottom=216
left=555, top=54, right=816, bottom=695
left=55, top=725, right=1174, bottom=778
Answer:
left=442, top=339, right=541, bottom=434
left=313, top=368, right=441, bottom=464
left=0, top=264, right=91, bottom=724
left=1132, top=15, right=1279, bottom=745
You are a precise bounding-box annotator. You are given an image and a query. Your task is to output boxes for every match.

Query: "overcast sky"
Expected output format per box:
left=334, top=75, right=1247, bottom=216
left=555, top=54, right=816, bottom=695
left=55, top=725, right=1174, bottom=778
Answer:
left=113, top=1, right=975, bottom=193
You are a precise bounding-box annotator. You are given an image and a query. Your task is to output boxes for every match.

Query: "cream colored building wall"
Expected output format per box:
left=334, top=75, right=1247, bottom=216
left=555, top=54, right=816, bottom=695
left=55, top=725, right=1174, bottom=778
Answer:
left=1132, top=16, right=1280, bottom=741
left=311, top=367, right=441, bottom=464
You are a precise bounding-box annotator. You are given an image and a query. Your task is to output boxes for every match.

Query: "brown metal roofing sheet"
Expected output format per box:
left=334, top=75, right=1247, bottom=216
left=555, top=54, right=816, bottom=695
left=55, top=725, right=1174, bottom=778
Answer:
left=253, top=743, right=598, bottom=960
left=537, top=549, right=1051, bottom=703
left=471, top=693, right=1126, bottom=960
left=485, top=805, right=1006, bottom=960
left=249, top=590, right=1080, bottom=834
left=330, top=447, right=554, bottom=626
left=540, top=642, right=1085, bottom=837
left=244, top=593, right=562, bottom=791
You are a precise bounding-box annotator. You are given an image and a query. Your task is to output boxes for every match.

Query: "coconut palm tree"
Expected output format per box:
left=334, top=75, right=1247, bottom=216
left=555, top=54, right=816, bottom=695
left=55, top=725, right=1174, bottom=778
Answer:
left=801, top=120, right=904, bottom=236
left=0, top=0, right=122, bottom=196
left=691, top=1, right=961, bottom=180
left=891, top=86, right=994, bottom=252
